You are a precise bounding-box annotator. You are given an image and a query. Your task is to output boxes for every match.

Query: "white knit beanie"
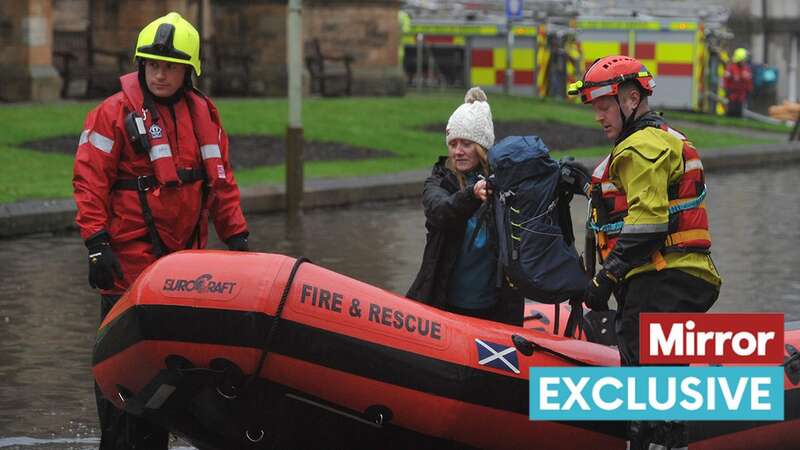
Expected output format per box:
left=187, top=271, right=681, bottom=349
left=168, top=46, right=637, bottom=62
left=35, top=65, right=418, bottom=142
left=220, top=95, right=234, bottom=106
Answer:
left=445, top=87, right=494, bottom=150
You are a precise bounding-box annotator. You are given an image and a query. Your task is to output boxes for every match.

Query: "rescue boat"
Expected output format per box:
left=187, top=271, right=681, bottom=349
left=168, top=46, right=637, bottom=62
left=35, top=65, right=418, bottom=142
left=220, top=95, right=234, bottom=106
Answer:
left=93, top=251, right=800, bottom=450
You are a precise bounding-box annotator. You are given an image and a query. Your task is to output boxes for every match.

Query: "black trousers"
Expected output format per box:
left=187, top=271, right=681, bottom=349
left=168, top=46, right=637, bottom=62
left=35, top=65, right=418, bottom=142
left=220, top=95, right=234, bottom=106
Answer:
left=615, top=269, right=719, bottom=450
left=726, top=100, right=744, bottom=118
left=96, top=294, right=169, bottom=450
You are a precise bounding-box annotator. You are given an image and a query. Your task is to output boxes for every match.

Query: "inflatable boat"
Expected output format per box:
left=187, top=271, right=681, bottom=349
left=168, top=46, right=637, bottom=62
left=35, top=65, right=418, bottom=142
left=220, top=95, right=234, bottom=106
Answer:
left=93, top=251, right=800, bottom=449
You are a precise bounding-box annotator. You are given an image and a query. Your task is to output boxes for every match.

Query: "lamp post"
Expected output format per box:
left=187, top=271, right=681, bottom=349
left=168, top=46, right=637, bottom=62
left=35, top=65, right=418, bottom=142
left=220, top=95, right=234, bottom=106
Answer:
left=286, top=0, right=304, bottom=215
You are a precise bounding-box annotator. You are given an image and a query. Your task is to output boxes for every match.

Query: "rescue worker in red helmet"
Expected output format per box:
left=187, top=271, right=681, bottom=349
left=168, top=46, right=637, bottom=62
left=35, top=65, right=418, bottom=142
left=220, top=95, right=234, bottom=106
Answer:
left=568, top=56, right=721, bottom=450
left=72, top=12, right=249, bottom=448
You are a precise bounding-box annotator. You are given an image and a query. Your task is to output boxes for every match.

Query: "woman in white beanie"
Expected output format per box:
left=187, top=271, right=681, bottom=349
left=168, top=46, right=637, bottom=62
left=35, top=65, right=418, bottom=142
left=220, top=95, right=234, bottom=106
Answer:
left=407, top=88, right=523, bottom=326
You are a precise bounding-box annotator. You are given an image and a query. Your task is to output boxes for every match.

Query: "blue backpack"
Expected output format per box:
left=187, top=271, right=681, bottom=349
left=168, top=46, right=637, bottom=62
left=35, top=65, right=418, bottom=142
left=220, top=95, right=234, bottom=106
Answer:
left=488, top=136, right=588, bottom=304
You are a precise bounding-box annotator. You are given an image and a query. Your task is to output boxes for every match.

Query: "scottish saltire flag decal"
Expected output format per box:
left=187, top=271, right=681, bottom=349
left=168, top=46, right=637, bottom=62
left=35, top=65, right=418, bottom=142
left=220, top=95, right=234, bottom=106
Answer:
left=475, top=339, right=520, bottom=374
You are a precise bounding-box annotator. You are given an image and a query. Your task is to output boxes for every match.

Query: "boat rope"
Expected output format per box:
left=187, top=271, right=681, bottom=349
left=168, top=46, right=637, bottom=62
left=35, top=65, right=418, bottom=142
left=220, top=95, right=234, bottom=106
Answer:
left=246, top=256, right=310, bottom=389
left=242, top=256, right=310, bottom=444
left=512, top=334, right=592, bottom=367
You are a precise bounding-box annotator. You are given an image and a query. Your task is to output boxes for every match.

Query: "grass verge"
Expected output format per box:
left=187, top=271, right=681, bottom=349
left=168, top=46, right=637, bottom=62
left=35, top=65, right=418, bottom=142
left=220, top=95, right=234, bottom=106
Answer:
left=0, top=93, right=778, bottom=203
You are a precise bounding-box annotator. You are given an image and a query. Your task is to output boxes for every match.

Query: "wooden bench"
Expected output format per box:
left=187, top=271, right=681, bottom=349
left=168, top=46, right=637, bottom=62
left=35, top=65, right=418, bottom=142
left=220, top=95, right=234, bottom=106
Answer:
left=304, top=38, right=353, bottom=97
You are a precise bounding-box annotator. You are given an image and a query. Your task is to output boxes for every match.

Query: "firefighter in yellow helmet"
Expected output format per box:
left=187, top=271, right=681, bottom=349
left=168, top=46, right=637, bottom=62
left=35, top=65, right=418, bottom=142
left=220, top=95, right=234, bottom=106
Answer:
left=568, top=55, right=721, bottom=449
left=723, top=47, right=753, bottom=117
left=75, top=12, right=249, bottom=449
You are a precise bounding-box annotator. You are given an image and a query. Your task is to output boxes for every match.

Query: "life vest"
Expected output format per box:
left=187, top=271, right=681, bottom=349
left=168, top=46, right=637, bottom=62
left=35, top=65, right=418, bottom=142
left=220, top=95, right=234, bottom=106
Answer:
left=589, top=124, right=711, bottom=263
left=119, top=73, right=226, bottom=188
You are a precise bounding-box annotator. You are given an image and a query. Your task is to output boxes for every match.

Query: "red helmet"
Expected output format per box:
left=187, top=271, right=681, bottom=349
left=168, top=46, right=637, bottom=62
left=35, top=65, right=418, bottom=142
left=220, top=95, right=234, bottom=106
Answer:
left=567, top=55, right=655, bottom=104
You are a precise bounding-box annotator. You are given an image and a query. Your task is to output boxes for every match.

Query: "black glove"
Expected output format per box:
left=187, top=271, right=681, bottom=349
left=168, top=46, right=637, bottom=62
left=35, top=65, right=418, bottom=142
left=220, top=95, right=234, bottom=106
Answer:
left=559, top=156, right=591, bottom=198
left=226, top=232, right=249, bottom=252
left=86, top=232, right=123, bottom=290
left=585, top=268, right=617, bottom=311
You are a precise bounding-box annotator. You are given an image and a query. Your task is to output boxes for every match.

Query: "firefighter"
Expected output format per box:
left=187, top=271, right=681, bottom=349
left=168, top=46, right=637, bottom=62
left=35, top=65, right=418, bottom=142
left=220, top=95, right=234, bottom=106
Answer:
left=723, top=47, right=753, bottom=117
left=72, top=12, right=249, bottom=448
left=568, top=56, right=721, bottom=449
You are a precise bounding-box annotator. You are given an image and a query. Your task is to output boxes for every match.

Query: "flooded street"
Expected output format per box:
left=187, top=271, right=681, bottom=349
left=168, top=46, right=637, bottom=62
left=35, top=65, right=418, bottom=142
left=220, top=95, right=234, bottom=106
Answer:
left=0, top=164, right=799, bottom=447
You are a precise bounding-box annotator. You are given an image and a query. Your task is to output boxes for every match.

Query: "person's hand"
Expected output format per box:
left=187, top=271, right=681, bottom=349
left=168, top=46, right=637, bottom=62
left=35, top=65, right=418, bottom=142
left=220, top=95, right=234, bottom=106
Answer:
left=559, top=156, right=591, bottom=197
left=584, top=268, right=617, bottom=311
left=86, top=232, right=123, bottom=290
left=226, top=232, right=249, bottom=252
left=473, top=179, right=492, bottom=202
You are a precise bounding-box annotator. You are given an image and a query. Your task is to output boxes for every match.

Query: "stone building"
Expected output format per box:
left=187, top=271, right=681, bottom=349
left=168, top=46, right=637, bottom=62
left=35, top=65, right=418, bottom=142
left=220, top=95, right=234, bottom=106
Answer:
left=0, top=0, right=405, bottom=101
left=0, top=0, right=62, bottom=101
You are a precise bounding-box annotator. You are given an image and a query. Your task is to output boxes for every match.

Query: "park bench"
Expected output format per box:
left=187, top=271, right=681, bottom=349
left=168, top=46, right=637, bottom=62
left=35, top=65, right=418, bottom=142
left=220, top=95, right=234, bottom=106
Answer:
left=304, top=38, right=353, bottom=97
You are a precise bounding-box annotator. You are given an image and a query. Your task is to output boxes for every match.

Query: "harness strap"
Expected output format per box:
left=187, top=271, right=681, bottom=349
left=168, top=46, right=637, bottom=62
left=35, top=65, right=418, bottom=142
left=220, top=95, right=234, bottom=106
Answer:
left=111, top=168, right=206, bottom=191
left=588, top=219, right=625, bottom=233
left=651, top=251, right=668, bottom=271
left=553, top=305, right=560, bottom=335
left=588, top=188, right=707, bottom=234
left=112, top=168, right=206, bottom=258
left=563, top=298, right=584, bottom=339
left=665, top=229, right=711, bottom=247
left=668, top=187, right=706, bottom=215
left=137, top=188, right=165, bottom=258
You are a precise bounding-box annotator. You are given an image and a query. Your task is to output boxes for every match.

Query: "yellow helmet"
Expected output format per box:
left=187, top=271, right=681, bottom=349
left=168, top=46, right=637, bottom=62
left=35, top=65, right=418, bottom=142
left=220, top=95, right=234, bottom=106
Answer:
left=135, top=12, right=201, bottom=76
left=732, top=48, right=749, bottom=64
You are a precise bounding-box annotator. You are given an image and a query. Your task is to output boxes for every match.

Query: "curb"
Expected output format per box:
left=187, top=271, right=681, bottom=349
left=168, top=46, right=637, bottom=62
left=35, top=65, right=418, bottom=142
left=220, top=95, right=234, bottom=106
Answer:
left=2, top=141, right=799, bottom=239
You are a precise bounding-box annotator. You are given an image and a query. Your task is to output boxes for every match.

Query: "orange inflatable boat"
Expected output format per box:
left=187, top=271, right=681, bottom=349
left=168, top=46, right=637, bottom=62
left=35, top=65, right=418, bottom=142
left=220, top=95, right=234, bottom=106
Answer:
left=93, top=251, right=800, bottom=449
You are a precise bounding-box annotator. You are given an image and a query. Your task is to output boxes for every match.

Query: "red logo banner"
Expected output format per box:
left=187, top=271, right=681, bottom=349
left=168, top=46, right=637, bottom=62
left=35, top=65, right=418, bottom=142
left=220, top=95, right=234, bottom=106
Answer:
left=640, top=313, right=784, bottom=364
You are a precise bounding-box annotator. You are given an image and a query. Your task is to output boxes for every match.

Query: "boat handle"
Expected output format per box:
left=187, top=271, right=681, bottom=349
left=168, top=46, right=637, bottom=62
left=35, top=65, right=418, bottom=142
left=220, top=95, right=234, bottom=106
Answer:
left=245, top=429, right=264, bottom=443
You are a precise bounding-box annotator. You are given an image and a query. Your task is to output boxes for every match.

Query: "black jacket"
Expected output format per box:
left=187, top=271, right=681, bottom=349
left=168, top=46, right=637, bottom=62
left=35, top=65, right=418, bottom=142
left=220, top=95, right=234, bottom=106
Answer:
left=406, top=157, right=483, bottom=307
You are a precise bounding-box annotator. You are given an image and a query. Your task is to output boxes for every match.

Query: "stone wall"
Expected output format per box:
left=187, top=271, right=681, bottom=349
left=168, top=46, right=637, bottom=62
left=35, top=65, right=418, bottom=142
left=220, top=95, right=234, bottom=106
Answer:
left=89, top=0, right=198, bottom=70
left=305, top=0, right=405, bottom=96
left=0, top=0, right=61, bottom=101
left=210, top=2, right=287, bottom=96
left=211, top=0, right=405, bottom=96
left=47, top=0, right=404, bottom=98
left=52, top=0, right=87, bottom=31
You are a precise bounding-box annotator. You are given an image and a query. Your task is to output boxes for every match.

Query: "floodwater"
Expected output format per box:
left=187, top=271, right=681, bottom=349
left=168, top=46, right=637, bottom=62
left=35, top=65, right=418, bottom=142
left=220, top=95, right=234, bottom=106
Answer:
left=0, top=164, right=798, bottom=448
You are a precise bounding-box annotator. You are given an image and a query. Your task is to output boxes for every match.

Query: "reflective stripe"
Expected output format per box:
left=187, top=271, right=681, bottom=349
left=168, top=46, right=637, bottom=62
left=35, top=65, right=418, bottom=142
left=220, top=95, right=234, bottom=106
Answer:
left=601, top=182, right=618, bottom=193
left=79, top=130, right=89, bottom=146
left=149, top=144, right=172, bottom=161
left=587, top=84, right=613, bottom=100
left=88, top=131, right=114, bottom=153
left=593, top=155, right=610, bottom=178
left=620, top=222, right=668, bottom=234
left=667, top=229, right=710, bottom=246
left=666, top=126, right=686, bottom=140
left=200, top=144, right=221, bottom=160
left=685, top=158, right=703, bottom=172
